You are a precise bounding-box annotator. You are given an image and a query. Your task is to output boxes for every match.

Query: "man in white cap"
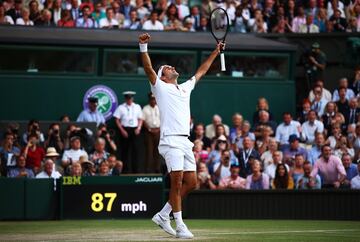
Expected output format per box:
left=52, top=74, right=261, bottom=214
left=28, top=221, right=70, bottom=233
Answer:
left=113, top=91, right=143, bottom=173
left=139, top=32, right=224, bottom=239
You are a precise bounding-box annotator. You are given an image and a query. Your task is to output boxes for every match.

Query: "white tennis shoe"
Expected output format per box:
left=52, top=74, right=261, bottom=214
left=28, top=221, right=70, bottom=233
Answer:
left=176, top=223, right=194, bottom=239
left=152, top=213, right=176, bottom=236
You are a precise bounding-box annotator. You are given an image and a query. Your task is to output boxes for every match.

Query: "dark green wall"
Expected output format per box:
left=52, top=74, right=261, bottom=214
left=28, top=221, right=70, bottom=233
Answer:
left=0, top=75, right=294, bottom=125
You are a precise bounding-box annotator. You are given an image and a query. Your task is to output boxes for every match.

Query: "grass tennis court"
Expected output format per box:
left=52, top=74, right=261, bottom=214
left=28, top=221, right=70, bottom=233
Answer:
left=0, top=219, right=360, bottom=241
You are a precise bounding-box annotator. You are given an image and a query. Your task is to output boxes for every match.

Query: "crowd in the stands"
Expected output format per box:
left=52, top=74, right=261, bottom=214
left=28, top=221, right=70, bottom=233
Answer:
left=0, top=0, right=359, bottom=32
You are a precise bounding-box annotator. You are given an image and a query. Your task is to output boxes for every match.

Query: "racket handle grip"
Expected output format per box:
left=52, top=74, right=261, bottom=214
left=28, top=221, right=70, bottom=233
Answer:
left=220, top=52, right=226, bottom=72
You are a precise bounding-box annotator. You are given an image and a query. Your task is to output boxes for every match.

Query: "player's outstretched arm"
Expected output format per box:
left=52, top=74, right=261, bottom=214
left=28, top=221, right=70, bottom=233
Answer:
left=139, top=33, right=157, bottom=85
left=194, top=42, right=225, bottom=82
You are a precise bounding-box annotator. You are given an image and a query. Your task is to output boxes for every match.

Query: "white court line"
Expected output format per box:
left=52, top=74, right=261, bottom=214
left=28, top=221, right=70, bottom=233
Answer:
left=209, top=229, right=360, bottom=235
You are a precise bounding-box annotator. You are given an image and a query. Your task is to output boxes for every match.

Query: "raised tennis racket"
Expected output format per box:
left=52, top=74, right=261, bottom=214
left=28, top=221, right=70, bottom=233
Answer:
left=210, top=7, right=229, bottom=72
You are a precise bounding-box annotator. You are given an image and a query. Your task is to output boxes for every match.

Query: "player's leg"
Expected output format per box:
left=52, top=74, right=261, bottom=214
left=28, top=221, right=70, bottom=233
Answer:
left=181, top=171, right=197, bottom=198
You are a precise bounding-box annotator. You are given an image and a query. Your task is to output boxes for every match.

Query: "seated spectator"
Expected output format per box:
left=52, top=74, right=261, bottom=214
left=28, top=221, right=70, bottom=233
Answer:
left=298, top=14, right=319, bottom=33
left=325, top=19, right=335, bottom=32
left=96, top=124, right=117, bottom=154
left=99, top=7, right=119, bottom=28
left=0, top=4, right=13, bottom=25
left=205, top=114, right=230, bottom=139
left=218, top=164, right=246, bottom=190
left=292, top=6, right=306, bottom=33
left=184, top=5, right=201, bottom=30
left=333, top=78, right=355, bottom=102
left=22, top=119, right=44, bottom=146
left=334, top=136, right=354, bottom=160
left=92, top=2, right=106, bottom=27
left=211, top=124, right=228, bottom=147
left=351, top=66, right=360, bottom=96
left=253, top=97, right=274, bottom=124
left=296, top=99, right=311, bottom=124
left=196, top=16, right=209, bottom=32
left=272, top=16, right=291, bottom=33
left=281, top=134, right=308, bottom=167
left=6, top=0, right=22, bottom=23
left=0, top=132, right=20, bottom=176
left=232, top=4, right=248, bottom=33
left=77, top=96, right=105, bottom=126
left=15, top=8, right=34, bottom=26
left=255, top=126, right=273, bottom=155
left=351, top=160, right=360, bottom=189
left=296, top=161, right=321, bottom=189
left=44, top=147, right=61, bottom=171
left=291, top=154, right=305, bottom=185
left=265, top=150, right=289, bottom=181
left=260, top=137, right=281, bottom=171
left=329, top=8, right=347, bottom=32
left=62, top=136, right=88, bottom=170
left=271, top=163, right=294, bottom=189
left=174, top=0, right=189, bottom=21
left=300, top=110, right=324, bottom=145
left=70, top=162, right=82, bottom=176
left=308, top=133, right=326, bottom=165
left=346, top=16, right=358, bottom=32
left=44, top=123, right=64, bottom=153
left=321, top=101, right=337, bottom=135
left=275, top=112, right=301, bottom=147
left=246, top=160, right=270, bottom=190
left=123, top=9, right=141, bottom=30
left=190, top=123, right=211, bottom=151
left=36, top=159, right=62, bottom=179
left=112, top=1, right=125, bottom=28
left=107, top=154, right=123, bottom=175
left=28, top=0, right=41, bottom=24
left=213, top=149, right=233, bottom=182
left=308, top=80, right=332, bottom=103
left=229, top=113, right=243, bottom=142
left=313, top=8, right=327, bottom=32
left=7, top=155, right=35, bottom=178
left=52, top=0, right=62, bottom=25
left=284, top=0, right=295, bottom=26
left=232, top=121, right=255, bottom=153
left=89, top=137, right=109, bottom=169
left=35, top=8, right=55, bottom=26
left=70, top=0, right=82, bottom=21
left=345, top=97, right=360, bottom=125
left=142, top=10, right=164, bottom=30
left=120, top=0, right=135, bottom=21
left=342, top=153, right=358, bottom=188
left=79, top=155, right=95, bottom=176
left=193, top=139, right=209, bottom=164
left=248, top=8, right=267, bottom=33
left=252, top=110, right=277, bottom=138
left=181, top=17, right=195, bottom=32
left=63, top=124, right=93, bottom=152
left=237, top=136, right=260, bottom=178
left=163, top=3, right=182, bottom=31
left=6, top=122, right=21, bottom=148
left=98, top=160, right=110, bottom=176
left=76, top=6, right=94, bottom=28
left=196, top=162, right=214, bottom=189
left=57, top=9, right=75, bottom=27
left=22, top=133, right=45, bottom=174
left=326, top=123, right=344, bottom=149
left=311, top=85, right=328, bottom=117
left=135, top=0, right=149, bottom=20
left=311, top=144, right=346, bottom=188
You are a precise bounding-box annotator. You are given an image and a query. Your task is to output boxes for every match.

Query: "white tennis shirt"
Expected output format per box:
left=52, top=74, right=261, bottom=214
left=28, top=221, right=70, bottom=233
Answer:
left=151, top=75, right=196, bottom=138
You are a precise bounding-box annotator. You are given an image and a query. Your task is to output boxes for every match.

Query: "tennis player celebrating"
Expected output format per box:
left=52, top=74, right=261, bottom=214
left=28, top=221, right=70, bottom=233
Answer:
left=139, top=33, right=224, bottom=239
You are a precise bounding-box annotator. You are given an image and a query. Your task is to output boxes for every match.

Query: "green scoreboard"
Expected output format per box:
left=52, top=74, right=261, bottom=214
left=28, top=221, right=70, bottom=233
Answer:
left=61, top=175, right=164, bottom=219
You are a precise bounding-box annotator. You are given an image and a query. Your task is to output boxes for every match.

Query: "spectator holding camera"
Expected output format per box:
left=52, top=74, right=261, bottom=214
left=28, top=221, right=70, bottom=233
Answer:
left=0, top=132, right=20, bottom=176
left=281, top=134, right=308, bottom=167
left=218, top=163, right=246, bottom=190
left=196, top=162, right=215, bottom=189
left=302, top=42, right=326, bottom=86
left=77, top=97, right=105, bottom=127
left=7, top=155, right=34, bottom=178
left=296, top=161, right=321, bottom=189
left=22, top=119, right=44, bottom=146
left=22, top=133, right=45, bottom=174
left=246, top=160, right=270, bottom=190
left=213, top=149, right=233, bottom=182
left=44, top=123, right=64, bottom=153
left=96, top=124, right=117, bottom=154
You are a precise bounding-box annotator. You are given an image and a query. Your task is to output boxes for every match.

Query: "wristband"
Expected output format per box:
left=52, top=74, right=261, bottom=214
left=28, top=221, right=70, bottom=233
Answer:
left=139, top=43, right=148, bottom=53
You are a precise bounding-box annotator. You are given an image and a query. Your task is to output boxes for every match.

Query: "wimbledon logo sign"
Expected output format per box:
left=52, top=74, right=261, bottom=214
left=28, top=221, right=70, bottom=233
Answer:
left=83, top=85, right=118, bottom=121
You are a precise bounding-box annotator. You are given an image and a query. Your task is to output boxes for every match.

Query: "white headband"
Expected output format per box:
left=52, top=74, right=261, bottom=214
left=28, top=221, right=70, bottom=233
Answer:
left=157, top=65, right=165, bottom=78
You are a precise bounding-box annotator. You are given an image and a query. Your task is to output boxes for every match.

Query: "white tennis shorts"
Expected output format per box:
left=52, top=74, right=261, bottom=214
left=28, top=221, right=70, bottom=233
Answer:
left=158, top=135, right=196, bottom=173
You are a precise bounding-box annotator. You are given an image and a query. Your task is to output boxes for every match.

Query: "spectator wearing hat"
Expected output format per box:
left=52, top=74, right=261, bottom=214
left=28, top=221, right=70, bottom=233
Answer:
left=218, top=163, right=246, bottom=189
left=275, top=112, right=301, bottom=147
left=113, top=91, right=143, bottom=173
left=342, top=153, right=358, bottom=188
left=77, top=96, right=105, bottom=127
left=350, top=160, right=360, bottom=189
left=61, top=136, right=88, bottom=172
left=304, top=42, right=326, bottom=86
left=44, top=123, right=64, bottom=153
left=79, top=155, right=95, bottom=176
left=142, top=92, right=161, bottom=173
left=281, top=134, right=308, bottom=167
left=207, top=135, right=237, bottom=174
left=300, top=110, right=324, bottom=146
left=237, top=136, right=260, bottom=178
left=36, top=159, right=61, bottom=179
left=22, top=133, right=45, bottom=174
left=265, top=150, right=289, bottom=181
left=246, top=160, right=270, bottom=190
left=311, top=144, right=346, bottom=188
left=296, top=161, right=321, bottom=189
left=0, top=132, right=20, bottom=176
left=7, top=155, right=34, bottom=178
left=44, top=146, right=61, bottom=169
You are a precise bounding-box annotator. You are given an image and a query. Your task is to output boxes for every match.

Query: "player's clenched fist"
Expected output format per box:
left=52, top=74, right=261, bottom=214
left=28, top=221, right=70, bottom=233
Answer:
left=139, top=33, right=150, bottom=44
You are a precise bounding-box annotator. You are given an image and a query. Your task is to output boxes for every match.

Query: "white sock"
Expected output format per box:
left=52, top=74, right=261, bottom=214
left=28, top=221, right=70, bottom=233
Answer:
left=159, top=202, right=172, bottom=217
left=173, top=211, right=185, bottom=227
